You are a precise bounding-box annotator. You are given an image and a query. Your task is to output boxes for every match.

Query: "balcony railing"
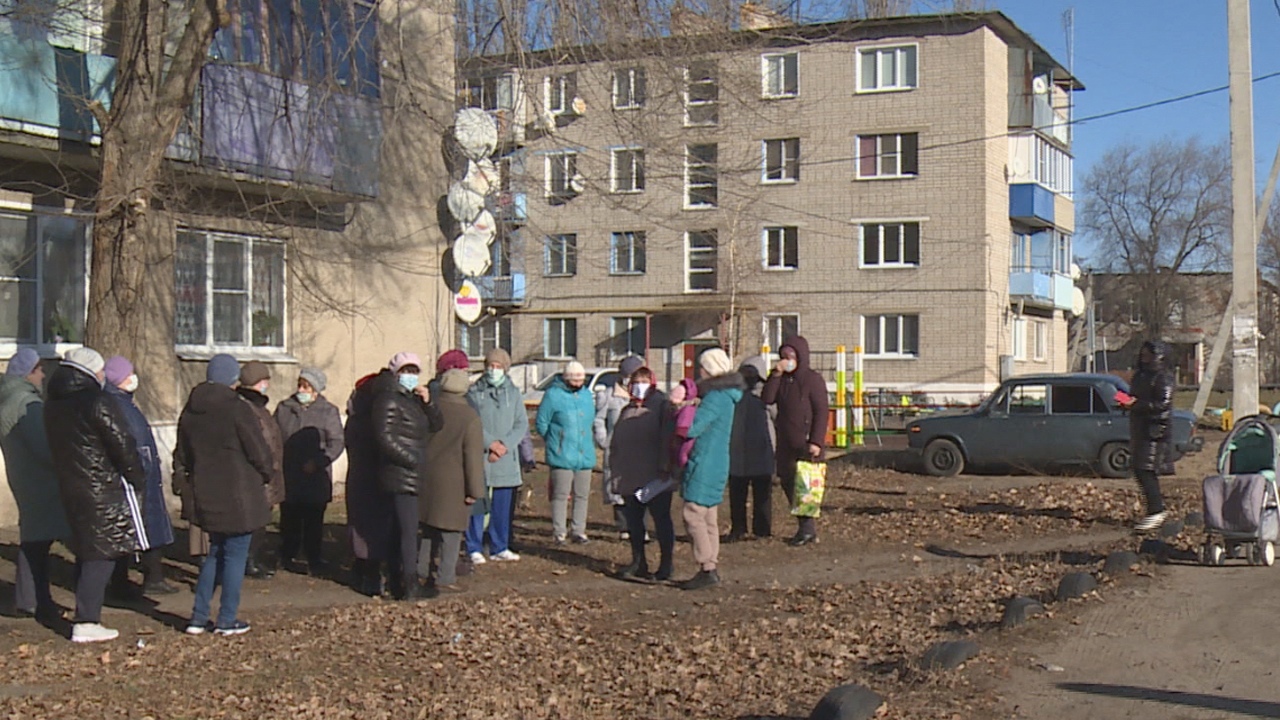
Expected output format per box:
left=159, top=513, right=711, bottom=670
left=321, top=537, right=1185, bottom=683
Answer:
left=1010, top=270, right=1072, bottom=311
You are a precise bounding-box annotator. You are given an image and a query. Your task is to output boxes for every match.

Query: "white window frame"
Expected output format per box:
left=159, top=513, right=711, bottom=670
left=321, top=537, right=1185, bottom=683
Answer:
left=0, top=206, right=91, bottom=353
left=855, top=133, right=918, bottom=179
left=762, top=138, right=800, bottom=184
left=544, top=317, right=577, bottom=359
left=1012, top=317, right=1027, bottom=360
left=858, top=221, right=921, bottom=268
left=764, top=313, right=800, bottom=350
left=609, top=147, right=645, bottom=194
left=685, top=230, right=718, bottom=293
left=459, top=316, right=512, bottom=359
left=609, top=316, right=646, bottom=361
left=544, top=151, right=578, bottom=198
left=545, top=72, right=576, bottom=115
left=174, top=228, right=289, bottom=357
left=683, top=61, right=719, bottom=127
left=762, top=226, right=798, bottom=270
left=1011, top=232, right=1030, bottom=272
left=544, top=233, right=577, bottom=277
left=613, top=67, right=645, bottom=110
left=856, top=43, right=918, bottom=93
left=684, top=144, right=718, bottom=209
left=1033, top=320, right=1047, bottom=362
left=1054, top=232, right=1072, bottom=275
left=761, top=52, right=798, bottom=98
left=861, top=314, right=919, bottom=358
left=610, top=231, right=646, bottom=275
left=1035, top=135, right=1074, bottom=195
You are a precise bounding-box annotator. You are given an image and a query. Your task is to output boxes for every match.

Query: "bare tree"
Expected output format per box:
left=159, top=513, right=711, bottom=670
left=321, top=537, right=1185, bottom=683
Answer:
left=1080, top=138, right=1230, bottom=339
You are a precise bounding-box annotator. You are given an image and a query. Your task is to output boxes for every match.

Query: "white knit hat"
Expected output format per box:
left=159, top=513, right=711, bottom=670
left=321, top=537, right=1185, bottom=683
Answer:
left=699, top=348, right=733, bottom=377
left=563, top=361, right=586, bottom=379
left=63, top=347, right=105, bottom=377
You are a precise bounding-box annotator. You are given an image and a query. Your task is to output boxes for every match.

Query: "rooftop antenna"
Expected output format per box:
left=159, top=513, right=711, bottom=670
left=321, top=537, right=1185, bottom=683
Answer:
left=1062, top=7, right=1075, bottom=150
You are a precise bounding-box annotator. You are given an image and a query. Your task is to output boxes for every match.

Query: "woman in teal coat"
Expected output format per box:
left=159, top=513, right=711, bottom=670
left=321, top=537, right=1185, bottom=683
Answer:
left=534, top=361, right=596, bottom=543
left=680, top=348, right=744, bottom=591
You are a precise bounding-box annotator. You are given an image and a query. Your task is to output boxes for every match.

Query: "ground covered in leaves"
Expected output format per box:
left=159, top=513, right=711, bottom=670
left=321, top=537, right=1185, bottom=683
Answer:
left=0, top=441, right=1222, bottom=719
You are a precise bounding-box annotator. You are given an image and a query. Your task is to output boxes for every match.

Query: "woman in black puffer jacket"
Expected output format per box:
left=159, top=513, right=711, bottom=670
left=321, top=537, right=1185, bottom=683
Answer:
left=372, top=353, right=442, bottom=599
left=1125, top=340, right=1174, bottom=531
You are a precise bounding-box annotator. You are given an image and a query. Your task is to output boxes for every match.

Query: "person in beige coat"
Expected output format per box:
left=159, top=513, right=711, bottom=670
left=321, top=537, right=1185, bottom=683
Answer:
left=418, top=369, right=485, bottom=593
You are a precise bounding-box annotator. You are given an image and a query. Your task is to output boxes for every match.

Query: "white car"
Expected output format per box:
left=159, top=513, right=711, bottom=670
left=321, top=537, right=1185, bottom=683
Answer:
left=523, top=367, right=620, bottom=406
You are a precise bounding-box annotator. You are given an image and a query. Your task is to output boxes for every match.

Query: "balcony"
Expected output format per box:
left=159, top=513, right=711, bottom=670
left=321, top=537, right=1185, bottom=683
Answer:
left=494, top=191, right=527, bottom=225
left=471, top=273, right=526, bottom=307
left=1009, top=183, right=1055, bottom=227
left=1010, top=270, right=1073, bottom=311
left=0, top=22, right=113, bottom=142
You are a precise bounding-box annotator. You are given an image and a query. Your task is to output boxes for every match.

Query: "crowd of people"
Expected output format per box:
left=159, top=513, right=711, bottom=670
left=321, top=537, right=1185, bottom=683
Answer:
left=0, top=335, right=831, bottom=643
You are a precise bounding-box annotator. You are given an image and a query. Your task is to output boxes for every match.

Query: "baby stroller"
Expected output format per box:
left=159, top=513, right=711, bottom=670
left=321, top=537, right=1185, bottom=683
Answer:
left=1201, top=415, right=1280, bottom=566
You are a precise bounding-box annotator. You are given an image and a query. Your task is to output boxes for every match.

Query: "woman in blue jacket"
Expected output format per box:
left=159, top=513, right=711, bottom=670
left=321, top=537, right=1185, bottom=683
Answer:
left=534, top=361, right=596, bottom=544
left=680, top=348, right=743, bottom=591
left=465, top=348, right=528, bottom=562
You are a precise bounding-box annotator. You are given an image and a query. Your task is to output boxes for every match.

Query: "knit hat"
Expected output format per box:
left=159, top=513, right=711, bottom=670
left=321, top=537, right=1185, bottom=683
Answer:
left=436, top=349, right=470, bottom=374
left=6, top=348, right=40, bottom=378
left=440, top=368, right=470, bottom=394
left=739, top=355, right=769, bottom=381
left=483, top=347, right=511, bottom=370
left=206, top=353, right=240, bottom=386
left=389, top=351, right=421, bottom=374
left=103, top=356, right=134, bottom=386
left=699, top=347, right=733, bottom=377
left=299, top=367, right=327, bottom=393
left=63, top=347, right=105, bottom=377
left=619, top=355, right=644, bottom=379
left=563, top=361, right=586, bottom=379
left=240, top=360, right=271, bottom=387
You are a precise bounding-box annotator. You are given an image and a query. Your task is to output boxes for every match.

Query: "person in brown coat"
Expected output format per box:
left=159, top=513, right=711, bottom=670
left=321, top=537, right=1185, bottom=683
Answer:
left=419, top=369, right=485, bottom=593
left=761, top=335, right=829, bottom=547
left=237, top=361, right=285, bottom=579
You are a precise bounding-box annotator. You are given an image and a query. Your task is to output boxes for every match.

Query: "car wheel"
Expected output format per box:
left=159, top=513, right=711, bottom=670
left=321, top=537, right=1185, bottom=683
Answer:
left=1099, top=442, right=1130, bottom=478
left=923, top=439, right=965, bottom=477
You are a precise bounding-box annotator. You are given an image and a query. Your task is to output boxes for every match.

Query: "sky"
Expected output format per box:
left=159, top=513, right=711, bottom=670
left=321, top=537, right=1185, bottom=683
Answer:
left=994, top=0, right=1280, bottom=255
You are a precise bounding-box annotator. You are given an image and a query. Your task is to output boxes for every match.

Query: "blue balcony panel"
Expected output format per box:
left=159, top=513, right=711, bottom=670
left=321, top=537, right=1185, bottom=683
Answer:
left=1051, top=273, right=1074, bottom=312
left=0, top=21, right=114, bottom=141
left=1009, top=183, right=1055, bottom=227
left=1010, top=270, right=1074, bottom=311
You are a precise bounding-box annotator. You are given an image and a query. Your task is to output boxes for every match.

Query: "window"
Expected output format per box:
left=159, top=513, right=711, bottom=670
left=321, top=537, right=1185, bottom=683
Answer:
left=545, top=318, right=577, bottom=359
left=765, top=314, right=799, bottom=350
left=610, top=231, right=646, bottom=275
left=857, top=133, right=918, bottom=178
left=613, top=67, right=646, bottom=109
left=1036, top=136, right=1073, bottom=195
left=1034, top=320, right=1047, bottom=361
left=762, top=53, right=798, bottom=98
left=857, top=44, right=918, bottom=92
left=545, top=151, right=579, bottom=198
left=1006, top=384, right=1047, bottom=415
left=610, top=317, right=646, bottom=360
left=862, top=314, right=919, bottom=357
left=1054, top=232, right=1072, bottom=274
left=686, top=230, right=718, bottom=292
left=545, top=234, right=577, bottom=276
left=1128, top=300, right=1142, bottom=325
left=685, top=61, right=719, bottom=126
left=763, top=138, right=800, bottom=183
left=1012, top=317, right=1027, bottom=360
left=175, top=229, right=286, bottom=350
left=463, top=74, right=513, bottom=111
left=1011, top=232, right=1029, bottom=271
left=610, top=148, right=645, bottom=193
left=763, top=226, right=798, bottom=270
left=212, top=0, right=381, bottom=97
left=1050, top=385, right=1101, bottom=415
left=0, top=211, right=88, bottom=345
left=860, top=223, right=920, bottom=267
left=546, top=72, right=577, bottom=115
left=459, top=317, right=512, bottom=359
left=685, top=144, right=718, bottom=208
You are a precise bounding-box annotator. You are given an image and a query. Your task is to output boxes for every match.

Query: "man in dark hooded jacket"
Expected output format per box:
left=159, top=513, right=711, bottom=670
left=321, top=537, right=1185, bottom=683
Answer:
left=762, top=335, right=828, bottom=546
left=1119, top=340, right=1174, bottom=531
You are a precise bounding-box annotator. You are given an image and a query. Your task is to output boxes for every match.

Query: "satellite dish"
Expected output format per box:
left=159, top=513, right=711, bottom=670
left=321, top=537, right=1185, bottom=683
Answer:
left=454, top=108, right=498, bottom=161
left=454, top=280, right=484, bottom=324
left=571, top=96, right=587, bottom=116
left=1071, top=287, right=1087, bottom=316
left=1011, top=157, right=1027, bottom=178
left=1032, top=76, right=1049, bottom=95
left=569, top=173, right=586, bottom=194
left=463, top=159, right=498, bottom=196
left=447, top=183, right=486, bottom=224
left=469, top=209, right=497, bottom=240
left=1070, top=262, right=1082, bottom=281
left=453, top=234, right=492, bottom=277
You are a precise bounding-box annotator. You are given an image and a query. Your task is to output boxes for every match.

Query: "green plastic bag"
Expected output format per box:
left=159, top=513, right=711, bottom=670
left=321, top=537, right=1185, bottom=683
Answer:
left=790, top=461, right=827, bottom=518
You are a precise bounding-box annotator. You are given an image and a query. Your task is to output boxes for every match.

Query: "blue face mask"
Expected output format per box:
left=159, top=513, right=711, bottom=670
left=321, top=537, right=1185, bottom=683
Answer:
left=398, top=373, right=420, bottom=392
left=486, top=368, right=506, bottom=385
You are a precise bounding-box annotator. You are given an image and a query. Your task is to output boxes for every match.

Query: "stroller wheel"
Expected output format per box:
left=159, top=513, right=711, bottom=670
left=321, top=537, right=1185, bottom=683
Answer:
left=1209, top=543, right=1226, bottom=566
left=1263, top=542, right=1276, bottom=567
left=1246, top=543, right=1259, bottom=566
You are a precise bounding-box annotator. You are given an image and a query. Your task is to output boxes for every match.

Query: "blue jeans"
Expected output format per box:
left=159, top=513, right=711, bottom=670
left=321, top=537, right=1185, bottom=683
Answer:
left=190, top=532, right=252, bottom=629
left=464, top=487, right=515, bottom=555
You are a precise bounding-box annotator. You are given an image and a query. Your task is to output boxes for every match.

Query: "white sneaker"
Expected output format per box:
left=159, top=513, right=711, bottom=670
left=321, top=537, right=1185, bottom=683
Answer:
left=1134, top=511, right=1167, bottom=532
left=491, top=550, right=521, bottom=562
left=469, top=552, right=487, bottom=565
left=71, top=623, right=119, bottom=643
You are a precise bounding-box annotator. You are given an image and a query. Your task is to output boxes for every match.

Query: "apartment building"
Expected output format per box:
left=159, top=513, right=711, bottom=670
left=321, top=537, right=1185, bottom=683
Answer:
left=0, top=1, right=455, bottom=522
left=456, top=11, right=1080, bottom=394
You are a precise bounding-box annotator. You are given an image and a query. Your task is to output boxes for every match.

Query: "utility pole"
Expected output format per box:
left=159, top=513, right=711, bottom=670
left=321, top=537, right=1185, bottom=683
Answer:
left=1228, top=0, right=1259, bottom=418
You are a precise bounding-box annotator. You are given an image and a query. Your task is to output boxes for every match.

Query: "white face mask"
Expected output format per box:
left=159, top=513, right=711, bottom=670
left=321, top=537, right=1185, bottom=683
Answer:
left=255, top=381, right=270, bottom=395
left=121, top=374, right=139, bottom=394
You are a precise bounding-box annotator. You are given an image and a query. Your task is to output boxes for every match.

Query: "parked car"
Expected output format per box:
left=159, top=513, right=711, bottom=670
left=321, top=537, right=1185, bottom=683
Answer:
left=522, top=367, right=620, bottom=407
left=905, top=373, right=1203, bottom=478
